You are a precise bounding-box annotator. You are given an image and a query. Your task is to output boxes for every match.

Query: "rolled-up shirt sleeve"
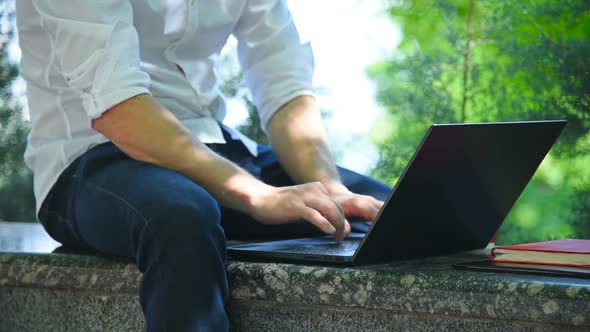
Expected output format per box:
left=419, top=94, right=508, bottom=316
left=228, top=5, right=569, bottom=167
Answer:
left=32, top=0, right=150, bottom=119
left=233, top=0, right=315, bottom=132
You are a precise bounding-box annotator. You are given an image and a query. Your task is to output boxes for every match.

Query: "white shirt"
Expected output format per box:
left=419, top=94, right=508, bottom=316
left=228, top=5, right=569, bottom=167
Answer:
left=16, top=0, right=315, bottom=216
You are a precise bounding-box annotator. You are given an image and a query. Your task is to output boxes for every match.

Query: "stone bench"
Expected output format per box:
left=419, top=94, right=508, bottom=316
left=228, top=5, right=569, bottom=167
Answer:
left=1, top=221, right=589, bottom=331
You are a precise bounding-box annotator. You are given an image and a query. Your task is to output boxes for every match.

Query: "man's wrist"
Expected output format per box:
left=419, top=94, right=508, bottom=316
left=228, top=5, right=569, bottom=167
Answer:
left=228, top=178, right=273, bottom=216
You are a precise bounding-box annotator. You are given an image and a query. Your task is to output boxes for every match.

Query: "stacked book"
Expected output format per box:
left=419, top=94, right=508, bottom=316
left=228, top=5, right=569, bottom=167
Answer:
left=455, top=239, right=590, bottom=278
left=490, top=239, right=589, bottom=277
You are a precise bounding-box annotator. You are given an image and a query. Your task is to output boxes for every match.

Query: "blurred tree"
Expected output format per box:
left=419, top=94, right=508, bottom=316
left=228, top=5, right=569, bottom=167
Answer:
left=369, top=0, right=590, bottom=244
left=0, top=0, right=35, bottom=221
left=218, top=53, right=269, bottom=145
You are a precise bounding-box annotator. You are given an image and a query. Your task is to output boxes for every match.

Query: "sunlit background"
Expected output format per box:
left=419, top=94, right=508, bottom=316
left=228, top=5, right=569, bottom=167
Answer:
left=222, top=0, right=401, bottom=173
left=1, top=0, right=589, bottom=245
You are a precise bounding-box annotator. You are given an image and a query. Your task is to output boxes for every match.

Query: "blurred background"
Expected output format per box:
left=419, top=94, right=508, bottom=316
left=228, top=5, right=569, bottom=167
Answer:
left=0, top=0, right=588, bottom=245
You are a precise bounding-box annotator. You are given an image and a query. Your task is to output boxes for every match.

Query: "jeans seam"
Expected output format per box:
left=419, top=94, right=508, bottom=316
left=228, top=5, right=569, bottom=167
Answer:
left=70, top=174, right=170, bottom=331
left=70, top=174, right=168, bottom=332
left=70, top=174, right=162, bottom=263
left=71, top=174, right=152, bottom=229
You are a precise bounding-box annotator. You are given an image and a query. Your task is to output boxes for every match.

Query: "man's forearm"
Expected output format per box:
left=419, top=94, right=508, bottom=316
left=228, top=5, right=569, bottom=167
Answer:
left=266, top=95, right=349, bottom=194
left=90, top=93, right=358, bottom=239
left=91, top=94, right=266, bottom=214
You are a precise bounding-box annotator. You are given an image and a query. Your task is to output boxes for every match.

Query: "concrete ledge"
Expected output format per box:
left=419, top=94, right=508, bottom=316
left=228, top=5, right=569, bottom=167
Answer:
left=1, top=222, right=589, bottom=331
left=230, top=301, right=577, bottom=332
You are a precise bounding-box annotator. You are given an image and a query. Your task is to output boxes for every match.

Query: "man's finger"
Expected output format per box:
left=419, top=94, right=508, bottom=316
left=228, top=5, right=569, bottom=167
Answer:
left=334, top=219, right=351, bottom=241
left=302, top=207, right=337, bottom=235
left=372, top=197, right=385, bottom=210
left=305, top=197, right=346, bottom=236
left=342, top=197, right=381, bottom=221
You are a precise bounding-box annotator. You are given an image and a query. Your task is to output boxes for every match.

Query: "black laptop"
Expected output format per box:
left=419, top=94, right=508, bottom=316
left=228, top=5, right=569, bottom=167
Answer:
left=228, top=120, right=567, bottom=265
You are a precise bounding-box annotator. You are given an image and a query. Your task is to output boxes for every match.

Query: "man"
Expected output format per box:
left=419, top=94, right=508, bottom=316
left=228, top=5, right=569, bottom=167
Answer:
left=16, top=0, right=390, bottom=330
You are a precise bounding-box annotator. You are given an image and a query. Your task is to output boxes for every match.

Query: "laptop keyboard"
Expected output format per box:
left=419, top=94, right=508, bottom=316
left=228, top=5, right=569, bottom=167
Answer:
left=279, top=239, right=360, bottom=254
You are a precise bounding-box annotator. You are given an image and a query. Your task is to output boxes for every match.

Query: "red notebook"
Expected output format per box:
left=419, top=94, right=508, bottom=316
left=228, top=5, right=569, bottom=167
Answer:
left=491, top=239, right=590, bottom=269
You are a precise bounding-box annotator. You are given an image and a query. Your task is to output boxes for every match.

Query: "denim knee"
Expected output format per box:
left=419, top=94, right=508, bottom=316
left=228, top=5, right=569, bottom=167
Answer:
left=135, top=189, right=229, bottom=331
left=144, top=190, right=225, bottom=260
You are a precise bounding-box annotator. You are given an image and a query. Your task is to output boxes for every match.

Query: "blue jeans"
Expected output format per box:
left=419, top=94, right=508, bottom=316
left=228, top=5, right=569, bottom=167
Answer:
left=38, top=129, right=391, bottom=331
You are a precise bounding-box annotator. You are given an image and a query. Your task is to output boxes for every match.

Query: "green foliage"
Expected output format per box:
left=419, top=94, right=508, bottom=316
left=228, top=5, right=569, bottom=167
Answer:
left=0, top=0, right=35, bottom=221
left=235, top=98, right=268, bottom=145
left=369, top=0, right=590, bottom=244
left=218, top=53, right=269, bottom=145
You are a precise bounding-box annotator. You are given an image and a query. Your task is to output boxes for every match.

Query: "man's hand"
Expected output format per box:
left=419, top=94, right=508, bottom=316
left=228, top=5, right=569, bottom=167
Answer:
left=329, top=188, right=384, bottom=223
left=248, top=182, right=351, bottom=241
left=266, top=95, right=385, bottom=236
